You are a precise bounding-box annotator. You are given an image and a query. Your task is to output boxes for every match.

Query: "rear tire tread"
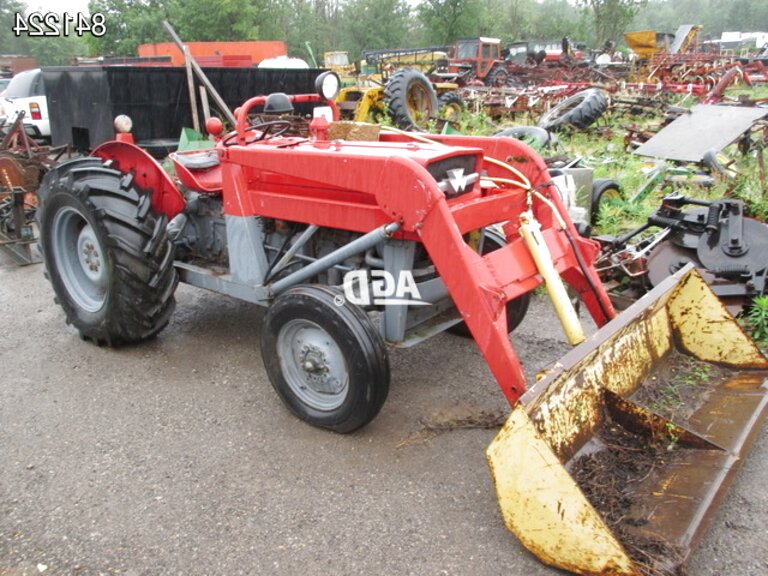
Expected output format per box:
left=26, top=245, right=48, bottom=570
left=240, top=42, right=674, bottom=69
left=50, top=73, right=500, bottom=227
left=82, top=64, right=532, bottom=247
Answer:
left=37, top=157, right=177, bottom=346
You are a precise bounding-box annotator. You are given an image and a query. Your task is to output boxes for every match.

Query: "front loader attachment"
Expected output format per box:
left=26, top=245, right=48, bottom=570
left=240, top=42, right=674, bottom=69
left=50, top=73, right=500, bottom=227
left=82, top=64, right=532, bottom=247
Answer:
left=488, top=265, right=768, bottom=576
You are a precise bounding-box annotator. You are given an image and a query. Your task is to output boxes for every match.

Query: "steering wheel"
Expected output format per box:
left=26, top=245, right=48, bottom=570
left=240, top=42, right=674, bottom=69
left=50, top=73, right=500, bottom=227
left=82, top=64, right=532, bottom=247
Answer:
left=223, top=119, right=293, bottom=146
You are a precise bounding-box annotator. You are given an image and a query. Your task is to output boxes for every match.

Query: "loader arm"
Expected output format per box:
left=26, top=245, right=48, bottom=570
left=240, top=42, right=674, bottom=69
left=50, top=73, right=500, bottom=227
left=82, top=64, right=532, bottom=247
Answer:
left=219, top=133, right=614, bottom=404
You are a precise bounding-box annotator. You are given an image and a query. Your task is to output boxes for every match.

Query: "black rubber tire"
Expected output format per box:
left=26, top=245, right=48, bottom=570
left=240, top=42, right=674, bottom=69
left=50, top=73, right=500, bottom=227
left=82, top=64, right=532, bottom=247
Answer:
left=590, top=178, right=623, bottom=225
left=495, top=126, right=551, bottom=149
left=384, top=68, right=438, bottom=130
left=449, top=231, right=531, bottom=337
left=485, top=66, right=509, bottom=87
left=261, top=285, right=390, bottom=433
left=438, top=91, right=464, bottom=121
left=36, top=157, right=178, bottom=346
left=537, top=88, right=608, bottom=131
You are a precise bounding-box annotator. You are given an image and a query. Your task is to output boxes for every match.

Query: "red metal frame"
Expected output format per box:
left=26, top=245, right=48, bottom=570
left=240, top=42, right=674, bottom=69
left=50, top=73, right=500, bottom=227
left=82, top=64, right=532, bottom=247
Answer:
left=93, top=140, right=186, bottom=217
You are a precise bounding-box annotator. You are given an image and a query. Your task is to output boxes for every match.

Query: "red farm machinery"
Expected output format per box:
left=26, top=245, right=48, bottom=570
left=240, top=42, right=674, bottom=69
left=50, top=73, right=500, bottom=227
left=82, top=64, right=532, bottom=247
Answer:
left=35, top=69, right=768, bottom=576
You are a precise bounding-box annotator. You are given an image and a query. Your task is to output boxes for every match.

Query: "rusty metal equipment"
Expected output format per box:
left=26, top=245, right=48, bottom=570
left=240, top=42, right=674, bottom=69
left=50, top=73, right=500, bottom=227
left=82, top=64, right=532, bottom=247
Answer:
left=595, top=196, right=768, bottom=314
left=0, top=111, right=70, bottom=264
left=488, top=264, right=768, bottom=575
left=1, top=114, right=43, bottom=264
left=0, top=154, right=39, bottom=265
left=634, top=104, right=768, bottom=163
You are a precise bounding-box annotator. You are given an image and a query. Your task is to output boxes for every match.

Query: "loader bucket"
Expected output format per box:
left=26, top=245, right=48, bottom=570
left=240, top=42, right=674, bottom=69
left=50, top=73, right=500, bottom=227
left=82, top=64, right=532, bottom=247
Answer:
left=487, top=264, right=768, bottom=576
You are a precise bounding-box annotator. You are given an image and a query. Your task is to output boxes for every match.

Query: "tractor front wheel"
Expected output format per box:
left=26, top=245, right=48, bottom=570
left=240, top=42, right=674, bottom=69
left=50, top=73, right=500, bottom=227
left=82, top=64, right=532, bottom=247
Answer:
left=485, top=66, right=509, bottom=87
left=36, top=158, right=177, bottom=345
left=590, top=178, right=623, bottom=225
left=261, top=285, right=390, bottom=433
left=438, top=91, right=464, bottom=121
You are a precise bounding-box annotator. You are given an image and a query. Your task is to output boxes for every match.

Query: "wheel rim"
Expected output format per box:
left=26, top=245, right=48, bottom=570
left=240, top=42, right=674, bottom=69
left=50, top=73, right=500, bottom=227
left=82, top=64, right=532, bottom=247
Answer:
left=277, top=319, right=349, bottom=411
left=52, top=206, right=107, bottom=313
left=600, top=188, right=622, bottom=203
left=441, top=102, right=462, bottom=120
left=407, top=84, right=434, bottom=125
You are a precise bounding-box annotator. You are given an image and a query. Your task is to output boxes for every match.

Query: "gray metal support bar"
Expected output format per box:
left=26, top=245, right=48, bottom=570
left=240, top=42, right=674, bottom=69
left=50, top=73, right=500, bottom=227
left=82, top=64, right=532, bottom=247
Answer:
left=269, top=224, right=319, bottom=278
left=269, top=222, right=400, bottom=295
left=382, top=240, right=416, bottom=343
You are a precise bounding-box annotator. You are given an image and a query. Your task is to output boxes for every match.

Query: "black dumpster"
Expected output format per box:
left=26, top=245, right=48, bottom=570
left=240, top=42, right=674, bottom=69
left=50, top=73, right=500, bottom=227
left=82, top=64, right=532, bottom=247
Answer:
left=43, top=66, right=324, bottom=151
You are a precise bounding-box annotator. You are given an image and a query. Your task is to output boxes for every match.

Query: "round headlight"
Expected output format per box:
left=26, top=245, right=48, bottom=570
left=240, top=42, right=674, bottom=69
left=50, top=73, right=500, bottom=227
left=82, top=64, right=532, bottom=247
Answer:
left=114, top=115, right=133, bottom=134
left=315, top=71, right=340, bottom=100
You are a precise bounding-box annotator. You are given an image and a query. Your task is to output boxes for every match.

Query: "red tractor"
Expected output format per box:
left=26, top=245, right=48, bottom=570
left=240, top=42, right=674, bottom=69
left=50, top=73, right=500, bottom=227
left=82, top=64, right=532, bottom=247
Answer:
left=448, top=37, right=511, bottom=86
left=36, top=70, right=612, bottom=432
left=35, top=71, right=768, bottom=576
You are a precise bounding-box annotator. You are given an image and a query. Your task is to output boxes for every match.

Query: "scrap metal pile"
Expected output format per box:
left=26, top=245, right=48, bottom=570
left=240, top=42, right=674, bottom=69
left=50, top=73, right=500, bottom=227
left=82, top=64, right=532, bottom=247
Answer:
left=587, top=98, right=768, bottom=313
left=443, top=25, right=767, bottom=121
left=0, top=112, right=69, bottom=264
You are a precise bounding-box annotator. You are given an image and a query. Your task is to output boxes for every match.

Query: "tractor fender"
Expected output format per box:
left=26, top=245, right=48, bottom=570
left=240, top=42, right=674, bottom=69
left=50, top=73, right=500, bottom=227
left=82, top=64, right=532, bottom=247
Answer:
left=92, top=140, right=186, bottom=219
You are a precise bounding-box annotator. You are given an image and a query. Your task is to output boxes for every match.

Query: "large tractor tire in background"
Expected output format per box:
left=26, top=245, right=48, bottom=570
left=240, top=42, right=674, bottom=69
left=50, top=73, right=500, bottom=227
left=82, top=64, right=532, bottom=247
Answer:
left=485, top=65, right=510, bottom=87
left=384, top=68, right=439, bottom=130
left=537, top=88, right=608, bottom=132
left=36, top=157, right=178, bottom=346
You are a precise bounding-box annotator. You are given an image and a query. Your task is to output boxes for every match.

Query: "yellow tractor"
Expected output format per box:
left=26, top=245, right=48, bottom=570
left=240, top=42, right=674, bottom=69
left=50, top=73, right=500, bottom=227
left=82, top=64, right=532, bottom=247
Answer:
left=329, top=47, right=463, bottom=129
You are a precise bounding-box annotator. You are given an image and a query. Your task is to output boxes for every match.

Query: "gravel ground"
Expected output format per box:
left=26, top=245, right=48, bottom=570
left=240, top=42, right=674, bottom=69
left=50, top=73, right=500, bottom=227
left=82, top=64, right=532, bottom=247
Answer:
left=1, top=251, right=767, bottom=576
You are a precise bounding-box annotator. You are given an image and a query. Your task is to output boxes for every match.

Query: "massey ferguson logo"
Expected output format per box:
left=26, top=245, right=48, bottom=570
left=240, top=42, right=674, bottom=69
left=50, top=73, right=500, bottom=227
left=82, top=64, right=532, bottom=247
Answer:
left=335, top=270, right=429, bottom=306
left=437, top=168, right=479, bottom=197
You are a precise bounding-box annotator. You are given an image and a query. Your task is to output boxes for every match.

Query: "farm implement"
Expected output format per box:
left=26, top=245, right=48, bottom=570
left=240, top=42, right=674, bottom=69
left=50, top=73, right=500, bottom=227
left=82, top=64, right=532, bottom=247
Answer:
left=36, top=70, right=768, bottom=575
left=0, top=110, right=69, bottom=264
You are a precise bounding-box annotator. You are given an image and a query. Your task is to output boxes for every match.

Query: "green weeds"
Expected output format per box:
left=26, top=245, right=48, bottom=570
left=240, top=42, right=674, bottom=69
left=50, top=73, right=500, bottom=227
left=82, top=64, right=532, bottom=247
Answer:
left=746, top=295, right=768, bottom=345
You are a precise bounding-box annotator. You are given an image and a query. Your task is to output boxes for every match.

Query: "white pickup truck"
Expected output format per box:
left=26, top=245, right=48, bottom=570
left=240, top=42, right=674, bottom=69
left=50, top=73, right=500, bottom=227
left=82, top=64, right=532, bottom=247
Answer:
left=0, top=69, right=50, bottom=141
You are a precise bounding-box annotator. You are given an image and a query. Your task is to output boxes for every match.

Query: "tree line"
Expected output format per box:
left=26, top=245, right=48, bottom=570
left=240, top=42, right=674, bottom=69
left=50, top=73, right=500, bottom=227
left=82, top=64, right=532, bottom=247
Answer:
left=1, top=0, right=766, bottom=67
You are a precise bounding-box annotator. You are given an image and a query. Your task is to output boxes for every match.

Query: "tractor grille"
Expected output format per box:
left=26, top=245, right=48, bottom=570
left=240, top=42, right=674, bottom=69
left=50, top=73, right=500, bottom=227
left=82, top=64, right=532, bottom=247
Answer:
left=427, top=155, right=479, bottom=198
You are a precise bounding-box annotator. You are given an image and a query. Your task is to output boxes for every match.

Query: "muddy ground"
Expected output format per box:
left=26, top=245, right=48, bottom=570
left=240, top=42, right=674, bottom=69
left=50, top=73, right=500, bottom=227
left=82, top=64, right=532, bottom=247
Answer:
left=1, top=251, right=767, bottom=575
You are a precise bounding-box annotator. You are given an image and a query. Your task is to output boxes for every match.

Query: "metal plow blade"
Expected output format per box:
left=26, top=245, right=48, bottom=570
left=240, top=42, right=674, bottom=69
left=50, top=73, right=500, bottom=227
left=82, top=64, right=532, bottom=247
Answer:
left=487, top=264, right=768, bottom=576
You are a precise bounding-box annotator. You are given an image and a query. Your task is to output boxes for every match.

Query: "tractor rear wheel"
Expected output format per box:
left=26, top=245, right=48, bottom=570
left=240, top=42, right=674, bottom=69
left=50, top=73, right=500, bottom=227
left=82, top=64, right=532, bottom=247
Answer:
left=485, top=66, right=509, bottom=87
left=384, top=68, right=438, bottom=130
left=261, top=285, right=390, bottom=433
left=449, top=230, right=531, bottom=337
left=537, top=88, right=608, bottom=132
left=36, top=158, right=177, bottom=345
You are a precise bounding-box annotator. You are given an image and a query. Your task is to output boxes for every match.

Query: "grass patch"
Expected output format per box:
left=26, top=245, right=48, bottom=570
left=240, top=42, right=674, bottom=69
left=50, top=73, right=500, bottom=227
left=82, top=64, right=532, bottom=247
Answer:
left=420, top=85, right=767, bottom=235
left=746, top=295, right=768, bottom=345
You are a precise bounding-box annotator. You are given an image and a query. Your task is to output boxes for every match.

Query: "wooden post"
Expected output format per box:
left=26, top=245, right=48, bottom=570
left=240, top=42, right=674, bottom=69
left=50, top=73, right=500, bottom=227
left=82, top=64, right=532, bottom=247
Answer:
left=184, top=46, right=200, bottom=133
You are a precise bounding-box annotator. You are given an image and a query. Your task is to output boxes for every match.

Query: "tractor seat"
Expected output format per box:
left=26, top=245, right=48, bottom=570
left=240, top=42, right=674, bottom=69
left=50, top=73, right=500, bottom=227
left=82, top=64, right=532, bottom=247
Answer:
left=173, top=149, right=220, bottom=171
left=170, top=149, right=222, bottom=193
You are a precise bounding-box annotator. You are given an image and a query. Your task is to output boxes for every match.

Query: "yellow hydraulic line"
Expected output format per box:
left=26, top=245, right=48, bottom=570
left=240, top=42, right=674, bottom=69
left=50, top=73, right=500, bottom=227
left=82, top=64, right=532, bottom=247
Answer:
left=380, top=126, right=533, bottom=189
left=519, top=210, right=585, bottom=345
left=482, top=156, right=532, bottom=190
left=382, top=126, right=586, bottom=345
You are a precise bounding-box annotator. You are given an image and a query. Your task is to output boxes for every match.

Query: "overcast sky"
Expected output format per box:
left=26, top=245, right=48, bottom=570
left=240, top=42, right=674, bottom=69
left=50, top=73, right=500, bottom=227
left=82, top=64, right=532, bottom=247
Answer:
left=23, top=0, right=92, bottom=15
